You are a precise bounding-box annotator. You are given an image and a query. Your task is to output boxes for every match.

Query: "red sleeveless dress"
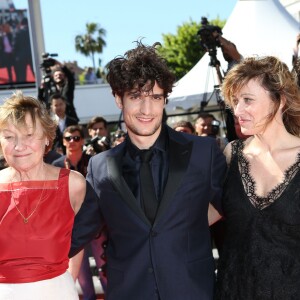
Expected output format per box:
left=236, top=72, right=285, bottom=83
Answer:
left=0, top=168, right=75, bottom=283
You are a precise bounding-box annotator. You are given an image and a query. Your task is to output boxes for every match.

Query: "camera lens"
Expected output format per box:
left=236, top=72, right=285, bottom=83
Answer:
left=211, top=120, right=220, bottom=127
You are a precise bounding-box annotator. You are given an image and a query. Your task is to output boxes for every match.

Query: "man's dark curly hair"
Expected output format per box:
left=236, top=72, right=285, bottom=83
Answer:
left=106, top=41, right=176, bottom=99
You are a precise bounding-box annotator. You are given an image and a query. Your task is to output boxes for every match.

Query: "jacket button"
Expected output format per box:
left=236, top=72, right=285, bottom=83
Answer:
left=148, top=267, right=153, bottom=273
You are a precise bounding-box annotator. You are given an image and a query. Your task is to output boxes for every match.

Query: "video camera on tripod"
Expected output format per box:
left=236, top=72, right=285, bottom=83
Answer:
left=198, top=18, right=240, bottom=143
left=40, top=52, right=58, bottom=106
left=197, top=17, right=222, bottom=67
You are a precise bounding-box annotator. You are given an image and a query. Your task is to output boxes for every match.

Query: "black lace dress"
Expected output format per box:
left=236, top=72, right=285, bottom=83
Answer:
left=215, top=139, right=300, bottom=300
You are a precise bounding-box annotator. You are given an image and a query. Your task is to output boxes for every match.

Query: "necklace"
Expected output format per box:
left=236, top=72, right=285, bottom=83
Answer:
left=10, top=167, right=46, bottom=224
left=11, top=186, right=45, bottom=223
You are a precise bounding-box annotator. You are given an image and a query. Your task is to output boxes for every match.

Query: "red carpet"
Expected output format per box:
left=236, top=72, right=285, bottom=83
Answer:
left=0, top=65, right=35, bottom=84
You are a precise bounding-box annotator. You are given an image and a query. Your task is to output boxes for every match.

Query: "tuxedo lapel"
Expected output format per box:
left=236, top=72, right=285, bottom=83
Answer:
left=154, top=133, right=193, bottom=226
left=107, top=150, right=151, bottom=225
left=106, top=131, right=193, bottom=227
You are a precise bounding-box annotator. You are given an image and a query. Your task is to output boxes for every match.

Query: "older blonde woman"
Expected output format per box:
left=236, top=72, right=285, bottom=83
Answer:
left=0, top=91, right=89, bottom=299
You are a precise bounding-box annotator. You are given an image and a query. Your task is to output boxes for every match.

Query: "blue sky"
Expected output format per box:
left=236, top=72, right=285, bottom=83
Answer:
left=15, top=0, right=237, bottom=69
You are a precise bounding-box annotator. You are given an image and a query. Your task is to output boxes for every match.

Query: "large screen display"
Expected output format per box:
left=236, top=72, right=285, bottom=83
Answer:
left=0, top=0, right=35, bottom=88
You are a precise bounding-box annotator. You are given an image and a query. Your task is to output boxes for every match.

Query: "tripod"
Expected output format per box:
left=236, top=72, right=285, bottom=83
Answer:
left=201, top=51, right=237, bottom=141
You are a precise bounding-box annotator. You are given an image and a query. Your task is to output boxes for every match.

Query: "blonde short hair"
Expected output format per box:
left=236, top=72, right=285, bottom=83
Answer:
left=0, top=90, right=57, bottom=153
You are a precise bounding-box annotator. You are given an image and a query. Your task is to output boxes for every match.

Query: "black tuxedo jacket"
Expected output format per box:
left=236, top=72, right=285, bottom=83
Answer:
left=70, top=126, right=226, bottom=300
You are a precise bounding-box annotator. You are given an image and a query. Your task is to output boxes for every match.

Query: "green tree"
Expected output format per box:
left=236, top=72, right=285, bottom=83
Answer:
left=158, top=18, right=225, bottom=80
left=75, top=23, right=106, bottom=70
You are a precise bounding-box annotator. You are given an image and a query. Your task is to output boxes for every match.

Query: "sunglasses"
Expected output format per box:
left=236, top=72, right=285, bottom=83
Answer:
left=64, top=136, right=81, bottom=142
left=114, top=133, right=126, bottom=139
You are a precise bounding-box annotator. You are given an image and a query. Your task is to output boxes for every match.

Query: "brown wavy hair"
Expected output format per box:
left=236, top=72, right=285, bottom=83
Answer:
left=222, top=56, right=300, bottom=137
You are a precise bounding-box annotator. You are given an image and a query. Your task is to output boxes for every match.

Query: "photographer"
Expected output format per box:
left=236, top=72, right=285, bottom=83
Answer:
left=84, top=116, right=111, bottom=155
left=198, top=18, right=243, bottom=143
left=198, top=17, right=242, bottom=72
left=38, top=58, right=79, bottom=121
left=194, top=112, right=227, bottom=148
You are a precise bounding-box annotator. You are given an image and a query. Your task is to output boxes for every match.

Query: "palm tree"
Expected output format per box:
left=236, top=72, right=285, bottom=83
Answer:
left=75, top=23, right=106, bottom=70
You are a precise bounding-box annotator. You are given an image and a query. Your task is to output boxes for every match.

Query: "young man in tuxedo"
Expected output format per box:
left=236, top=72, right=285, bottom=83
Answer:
left=70, top=41, right=226, bottom=300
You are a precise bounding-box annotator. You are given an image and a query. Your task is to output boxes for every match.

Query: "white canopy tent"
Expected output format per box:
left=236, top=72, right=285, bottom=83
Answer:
left=166, top=0, right=300, bottom=116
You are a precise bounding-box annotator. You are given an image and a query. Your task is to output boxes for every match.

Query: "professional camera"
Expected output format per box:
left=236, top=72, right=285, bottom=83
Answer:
left=211, top=120, right=220, bottom=136
left=39, top=52, right=59, bottom=106
left=86, top=135, right=110, bottom=154
left=40, top=52, right=58, bottom=75
left=198, top=17, right=222, bottom=67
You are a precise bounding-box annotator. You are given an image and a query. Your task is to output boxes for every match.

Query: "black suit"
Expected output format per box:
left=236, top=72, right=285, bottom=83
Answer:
left=70, top=126, right=226, bottom=300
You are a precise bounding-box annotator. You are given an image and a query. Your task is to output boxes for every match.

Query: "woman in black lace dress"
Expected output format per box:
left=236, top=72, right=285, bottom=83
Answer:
left=215, top=56, right=300, bottom=299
